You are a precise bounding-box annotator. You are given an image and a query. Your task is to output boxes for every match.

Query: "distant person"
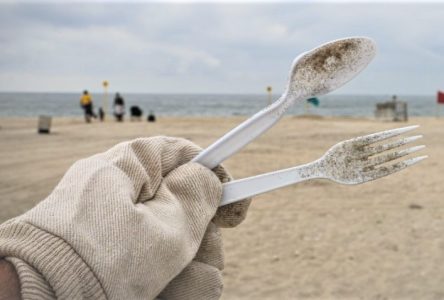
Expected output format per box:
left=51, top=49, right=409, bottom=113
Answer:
left=98, top=107, right=105, bottom=122
left=130, top=106, right=143, bottom=121
left=147, top=110, right=156, bottom=122
left=113, top=93, right=125, bottom=122
left=80, top=90, right=97, bottom=123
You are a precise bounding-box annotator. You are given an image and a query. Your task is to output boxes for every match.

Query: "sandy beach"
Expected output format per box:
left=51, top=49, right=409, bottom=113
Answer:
left=1, top=115, right=443, bottom=299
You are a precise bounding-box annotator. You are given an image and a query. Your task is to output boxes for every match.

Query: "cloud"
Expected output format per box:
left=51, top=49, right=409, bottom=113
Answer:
left=0, top=2, right=444, bottom=94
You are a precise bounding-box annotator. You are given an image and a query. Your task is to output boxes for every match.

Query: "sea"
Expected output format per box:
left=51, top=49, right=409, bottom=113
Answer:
left=0, top=92, right=438, bottom=118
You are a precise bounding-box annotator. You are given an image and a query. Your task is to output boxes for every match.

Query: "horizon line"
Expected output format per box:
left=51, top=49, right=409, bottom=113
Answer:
left=0, top=90, right=438, bottom=97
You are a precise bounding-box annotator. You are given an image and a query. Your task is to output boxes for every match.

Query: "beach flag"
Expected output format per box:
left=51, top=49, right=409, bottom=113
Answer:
left=438, top=91, right=444, bottom=104
left=307, top=97, right=320, bottom=107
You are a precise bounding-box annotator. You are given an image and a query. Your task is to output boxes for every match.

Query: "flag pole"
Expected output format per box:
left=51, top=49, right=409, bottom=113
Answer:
left=437, top=90, right=443, bottom=118
left=103, top=80, right=109, bottom=120
left=266, top=86, right=272, bottom=106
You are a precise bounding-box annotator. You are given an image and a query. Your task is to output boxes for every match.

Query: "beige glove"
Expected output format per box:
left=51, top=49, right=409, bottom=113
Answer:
left=158, top=165, right=251, bottom=300
left=0, top=136, right=250, bottom=300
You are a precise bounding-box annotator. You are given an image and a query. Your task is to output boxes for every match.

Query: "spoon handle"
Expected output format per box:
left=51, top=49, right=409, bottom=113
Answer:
left=192, top=95, right=295, bottom=169
left=220, top=160, right=322, bottom=206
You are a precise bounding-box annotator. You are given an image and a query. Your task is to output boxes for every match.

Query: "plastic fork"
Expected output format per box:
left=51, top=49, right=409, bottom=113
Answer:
left=220, top=125, right=427, bottom=206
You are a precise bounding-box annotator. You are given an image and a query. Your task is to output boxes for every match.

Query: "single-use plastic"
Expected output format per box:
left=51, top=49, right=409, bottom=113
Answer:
left=192, top=37, right=377, bottom=170
left=220, top=125, right=426, bottom=206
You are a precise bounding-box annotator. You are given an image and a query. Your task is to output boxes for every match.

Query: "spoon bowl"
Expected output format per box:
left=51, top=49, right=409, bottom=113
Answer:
left=193, top=37, right=377, bottom=169
left=288, top=37, right=376, bottom=100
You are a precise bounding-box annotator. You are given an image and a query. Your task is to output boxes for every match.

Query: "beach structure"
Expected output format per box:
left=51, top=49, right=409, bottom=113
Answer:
left=374, top=95, right=408, bottom=122
left=37, top=115, right=51, bottom=134
left=266, top=86, right=272, bottom=105
left=102, top=80, right=109, bottom=120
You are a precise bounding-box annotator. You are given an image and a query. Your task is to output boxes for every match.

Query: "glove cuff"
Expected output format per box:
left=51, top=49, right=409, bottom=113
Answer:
left=5, top=257, right=55, bottom=300
left=0, top=220, right=106, bottom=299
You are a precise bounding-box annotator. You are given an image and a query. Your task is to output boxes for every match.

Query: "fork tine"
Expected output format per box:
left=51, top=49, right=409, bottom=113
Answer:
left=355, top=125, right=419, bottom=146
left=366, top=135, right=423, bottom=156
left=366, top=145, right=425, bottom=167
left=365, top=155, right=428, bottom=180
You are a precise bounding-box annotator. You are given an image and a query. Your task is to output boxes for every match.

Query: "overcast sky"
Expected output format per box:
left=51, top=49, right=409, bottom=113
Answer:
left=1, top=1, right=443, bottom=94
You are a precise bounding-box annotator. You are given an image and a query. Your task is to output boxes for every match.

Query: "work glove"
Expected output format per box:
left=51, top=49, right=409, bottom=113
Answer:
left=0, top=136, right=251, bottom=299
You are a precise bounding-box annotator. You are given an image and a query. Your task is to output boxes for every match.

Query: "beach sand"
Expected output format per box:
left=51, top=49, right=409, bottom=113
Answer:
left=1, top=115, right=443, bottom=299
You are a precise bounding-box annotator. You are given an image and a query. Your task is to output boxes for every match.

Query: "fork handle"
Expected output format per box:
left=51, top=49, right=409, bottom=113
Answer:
left=192, top=94, right=296, bottom=169
left=220, top=160, right=322, bottom=206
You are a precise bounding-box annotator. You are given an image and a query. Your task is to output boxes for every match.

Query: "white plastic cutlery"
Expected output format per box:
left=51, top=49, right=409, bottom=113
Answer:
left=193, top=37, right=377, bottom=169
left=220, top=125, right=427, bottom=206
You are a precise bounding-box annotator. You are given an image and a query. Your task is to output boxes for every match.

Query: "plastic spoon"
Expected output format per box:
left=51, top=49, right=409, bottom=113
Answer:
left=192, top=37, right=377, bottom=169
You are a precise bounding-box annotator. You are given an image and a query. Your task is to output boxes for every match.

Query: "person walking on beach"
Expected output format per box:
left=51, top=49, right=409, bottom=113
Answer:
left=0, top=136, right=251, bottom=299
left=80, top=90, right=97, bottom=123
left=113, top=92, right=125, bottom=122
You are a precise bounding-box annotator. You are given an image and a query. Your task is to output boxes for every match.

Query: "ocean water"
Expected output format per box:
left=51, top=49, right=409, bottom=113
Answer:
left=0, top=92, right=438, bottom=118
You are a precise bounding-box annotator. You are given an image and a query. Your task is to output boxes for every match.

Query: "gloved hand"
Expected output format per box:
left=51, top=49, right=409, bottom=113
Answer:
left=0, top=136, right=251, bottom=300
left=158, top=163, right=251, bottom=300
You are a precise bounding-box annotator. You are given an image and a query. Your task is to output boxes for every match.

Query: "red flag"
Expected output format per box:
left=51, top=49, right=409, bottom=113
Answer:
left=438, top=91, right=444, bottom=104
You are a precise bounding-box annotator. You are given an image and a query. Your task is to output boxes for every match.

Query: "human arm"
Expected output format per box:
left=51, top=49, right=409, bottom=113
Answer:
left=0, top=136, right=250, bottom=299
left=0, top=259, right=21, bottom=300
